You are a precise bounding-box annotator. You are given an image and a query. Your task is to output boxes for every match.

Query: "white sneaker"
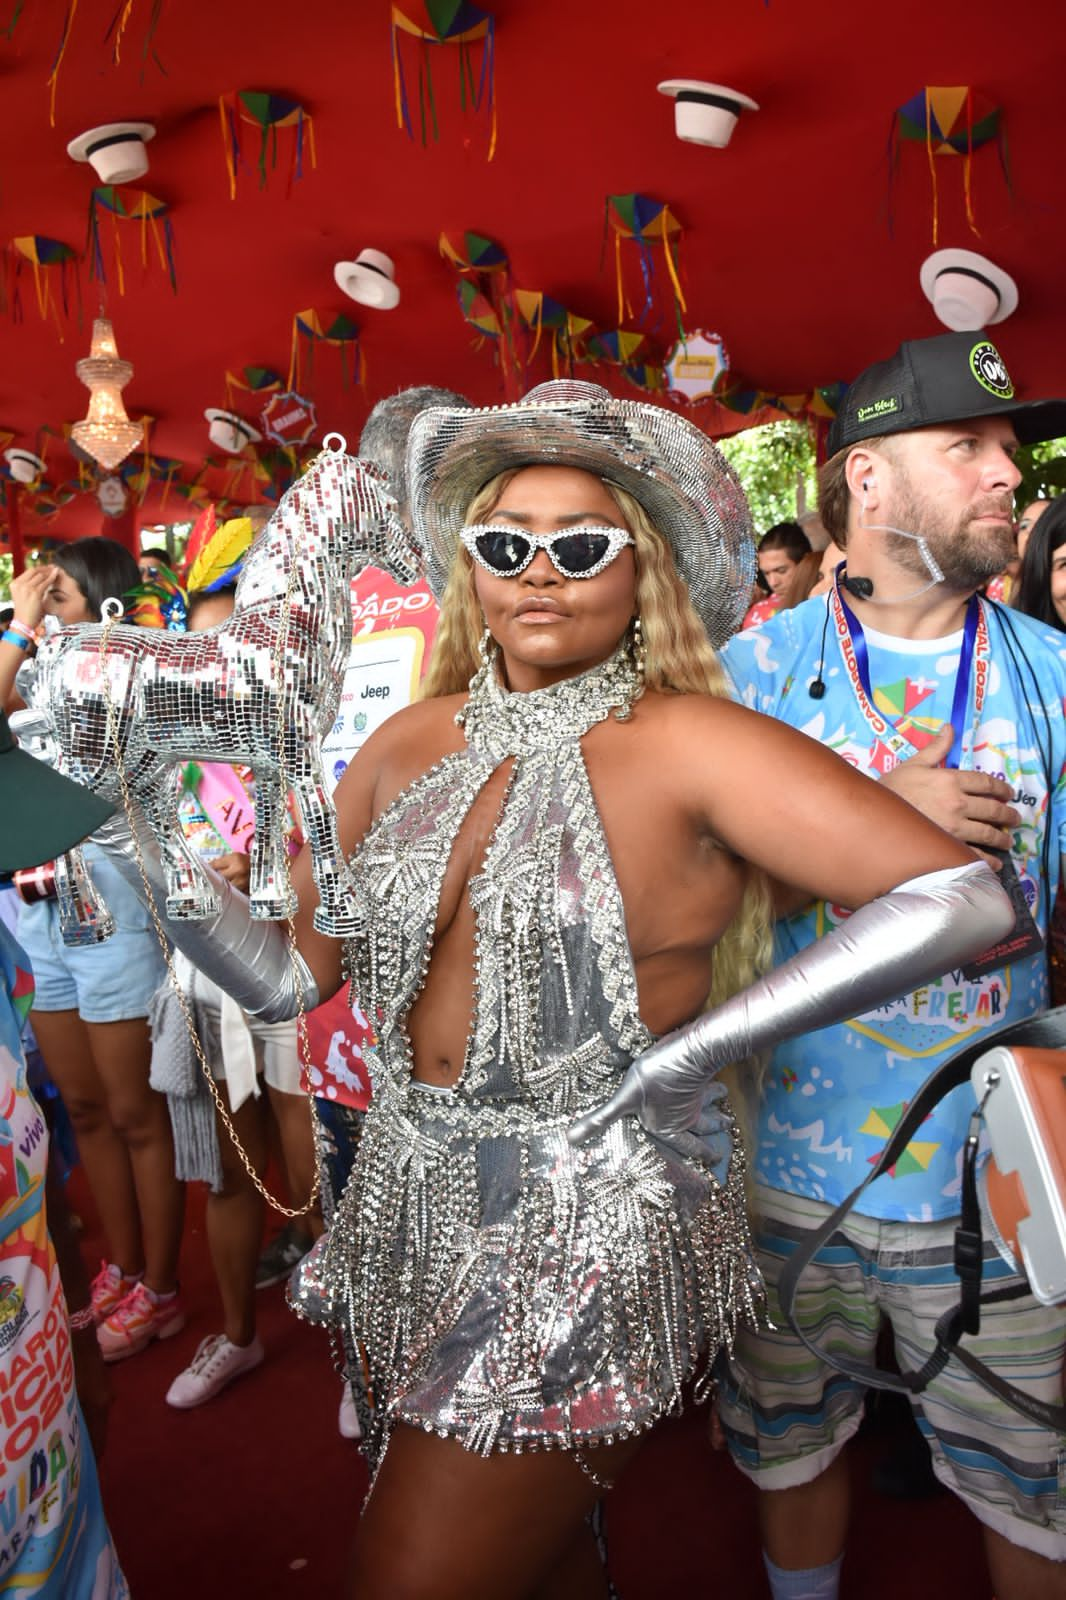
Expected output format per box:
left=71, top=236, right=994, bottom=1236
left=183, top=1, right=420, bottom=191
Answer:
left=166, top=1334, right=265, bottom=1409
left=338, top=1381, right=362, bottom=1440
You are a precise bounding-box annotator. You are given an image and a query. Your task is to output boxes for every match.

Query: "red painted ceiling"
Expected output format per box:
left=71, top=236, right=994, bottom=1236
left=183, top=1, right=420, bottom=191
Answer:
left=1, top=0, right=1062, bottom=543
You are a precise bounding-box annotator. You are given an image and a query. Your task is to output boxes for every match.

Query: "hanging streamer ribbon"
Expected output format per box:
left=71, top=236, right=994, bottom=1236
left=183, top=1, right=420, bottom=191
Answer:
left=218, top=91, right=317, bottom=200
left=888, top=87, right=1007, bottom=243
left=391, top=2, right=497, bottom=159
left=513, top=292, right=594, bottom=378
left=439, top=229, right=523, bottom=391
left=288, top=310, right=365, bottom=392
left=6, top=237, right=80, bottom=335
left=47, top=0, right=167, bottom=123
left=225, top=365, right=283, bottom=411
left=604, top=194, right=686, bottom=334
left=88, top=186, right=177, bottom=294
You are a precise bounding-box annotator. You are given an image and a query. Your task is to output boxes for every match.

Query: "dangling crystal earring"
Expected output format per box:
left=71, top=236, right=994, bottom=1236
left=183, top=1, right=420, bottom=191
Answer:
left=463, top=625, right=498, bottom=704
left=615, top=615, right=646, bottom=722
left=477, top=625, right=495, bottom=667
left=630, top=614, right=647, bottom=686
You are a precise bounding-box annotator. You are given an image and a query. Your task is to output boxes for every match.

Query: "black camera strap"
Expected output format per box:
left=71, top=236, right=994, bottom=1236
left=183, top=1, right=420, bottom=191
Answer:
left=776, top=1006, right=1066, bottom=1433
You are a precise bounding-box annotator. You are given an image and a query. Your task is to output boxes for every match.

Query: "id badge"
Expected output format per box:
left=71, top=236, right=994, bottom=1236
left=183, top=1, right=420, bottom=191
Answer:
left=962, top=851, right=1044, bottom=979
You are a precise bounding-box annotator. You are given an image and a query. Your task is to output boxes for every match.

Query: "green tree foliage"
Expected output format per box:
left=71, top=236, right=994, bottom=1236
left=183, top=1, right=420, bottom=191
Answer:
left=1014, top=437, right=1066, bottom=505
left=717, top=422, right=818, bottom=536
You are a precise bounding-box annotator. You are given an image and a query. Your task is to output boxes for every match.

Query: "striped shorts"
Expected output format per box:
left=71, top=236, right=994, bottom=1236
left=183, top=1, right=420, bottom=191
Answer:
left=717, top=1185, right=1066, bottom=1561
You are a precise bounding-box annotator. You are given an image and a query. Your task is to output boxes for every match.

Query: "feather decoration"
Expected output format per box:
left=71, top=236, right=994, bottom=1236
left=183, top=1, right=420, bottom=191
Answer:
left=124, top=564, right=188, bottom=630
left=185, top=514, right=255, bottom=594
left=180, top=503, right=217, bottom=581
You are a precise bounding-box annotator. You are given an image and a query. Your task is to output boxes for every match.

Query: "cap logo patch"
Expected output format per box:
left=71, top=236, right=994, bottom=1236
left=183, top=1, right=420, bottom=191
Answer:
left=969, top=341, right=1014, bottom=399
left=856, top=396, right=900, bottom=424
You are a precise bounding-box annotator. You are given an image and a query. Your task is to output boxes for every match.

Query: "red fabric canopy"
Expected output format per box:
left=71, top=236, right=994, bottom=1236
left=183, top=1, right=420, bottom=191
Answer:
left=1, top=0, right=1060, bottom=547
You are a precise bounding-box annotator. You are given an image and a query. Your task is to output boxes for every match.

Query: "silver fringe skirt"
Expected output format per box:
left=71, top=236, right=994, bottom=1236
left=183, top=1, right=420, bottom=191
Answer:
left=310, top=1076, right=761, bottom=1468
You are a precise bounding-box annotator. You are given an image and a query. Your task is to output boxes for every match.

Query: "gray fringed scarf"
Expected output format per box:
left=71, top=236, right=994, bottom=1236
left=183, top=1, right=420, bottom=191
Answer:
left=147, top=981, right=224, bottom=1193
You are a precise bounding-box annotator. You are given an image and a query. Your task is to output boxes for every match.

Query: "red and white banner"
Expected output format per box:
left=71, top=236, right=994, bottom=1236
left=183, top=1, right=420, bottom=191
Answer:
left=302, top=567, right=439, bottom=1108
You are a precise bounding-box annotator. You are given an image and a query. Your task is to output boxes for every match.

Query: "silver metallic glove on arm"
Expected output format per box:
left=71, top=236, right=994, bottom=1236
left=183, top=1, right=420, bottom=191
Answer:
left=92, top=810, right=320, bottom=1024
left=569, top=860, right=1013, bottom=1153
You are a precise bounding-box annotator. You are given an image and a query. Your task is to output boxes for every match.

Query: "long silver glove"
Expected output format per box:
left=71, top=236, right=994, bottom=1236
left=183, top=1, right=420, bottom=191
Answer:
left=93, top=810, right=320, bottom=1024
left=569, top=860, right=1013, bottom=1156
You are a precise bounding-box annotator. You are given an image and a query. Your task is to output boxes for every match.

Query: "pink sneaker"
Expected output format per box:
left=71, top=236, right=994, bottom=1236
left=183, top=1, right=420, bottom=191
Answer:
left=166, top=1334, right=264, bottom=1409
left=90, top=1261, right=143, bottom=1324
left=97, top=1282, right=185, bottom=1363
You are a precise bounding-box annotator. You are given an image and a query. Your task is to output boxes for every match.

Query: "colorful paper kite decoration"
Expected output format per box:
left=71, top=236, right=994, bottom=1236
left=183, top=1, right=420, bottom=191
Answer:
left=889, top=88, right=1009, bottom=243
left=288, top=311, right=364, bottom=391
left=809, top=382, right=846, bottom=420
left=392, top=3, right=497, bottom=159
left=218, top=92, right=316, bottom=199
left=439, top=229, right=509, bottom=276
left=205, top=450, right=265, bottom=507
left=88, top=186, right=177, bottom=294
left=26, top=487, right=75, bottom=519
left=455, top=276, right=505, bottom=342
left=4, top=236, right=80, bottom=332
left=254, top=445, right=303, bottom=503
left=225, top=365, right=283, bottom=411
left=583, top=330, right=665, bottom=395
left=171, top=476, right=212, bottom=512
left=605, top=194, right=686, bottom=333
left=585, top=329, right=653, bottom=368
left=121, top=449, right=182, bottom=508
left=514, top=292, right=595, bottom=378
left=440, top=229, right=523, bottom=391
left=622, top=362, right=666, bottom=396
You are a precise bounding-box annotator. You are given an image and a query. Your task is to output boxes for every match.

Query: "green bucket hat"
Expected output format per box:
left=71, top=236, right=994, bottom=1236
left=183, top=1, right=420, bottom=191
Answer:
left=0, top=707, right=115, bottom=873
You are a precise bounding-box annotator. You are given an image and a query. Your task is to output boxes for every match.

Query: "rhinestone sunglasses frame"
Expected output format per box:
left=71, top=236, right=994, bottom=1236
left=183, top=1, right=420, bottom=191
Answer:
left=459, top=524, right=635, bottom=580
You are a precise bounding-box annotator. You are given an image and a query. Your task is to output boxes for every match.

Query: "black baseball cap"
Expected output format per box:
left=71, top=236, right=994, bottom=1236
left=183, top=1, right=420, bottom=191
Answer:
left=0, top=708, right=115, bottom=872
left=827, top=330, right=1066, bottom=457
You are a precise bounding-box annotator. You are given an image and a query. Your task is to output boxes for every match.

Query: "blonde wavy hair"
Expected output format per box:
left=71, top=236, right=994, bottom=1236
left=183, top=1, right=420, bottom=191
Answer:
left=420, top=469, right=772, bottom=1114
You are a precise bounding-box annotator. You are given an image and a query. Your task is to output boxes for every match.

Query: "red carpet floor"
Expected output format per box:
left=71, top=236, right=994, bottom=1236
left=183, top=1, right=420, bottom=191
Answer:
left=76, top=1177, right=993, bottom=1598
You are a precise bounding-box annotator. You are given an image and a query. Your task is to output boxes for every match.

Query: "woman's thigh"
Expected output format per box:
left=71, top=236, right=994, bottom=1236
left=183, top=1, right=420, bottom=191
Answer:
left=214, top=1091, right=270, bottom=1190
left=350, top=1424, right=642, bottom=1600
left=84, top=1017, right=160, bottom=1130
left=29, top=1008, right=105, bottom=1115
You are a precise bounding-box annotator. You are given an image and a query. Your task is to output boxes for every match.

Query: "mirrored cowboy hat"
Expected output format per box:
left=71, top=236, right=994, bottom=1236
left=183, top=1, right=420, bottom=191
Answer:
left=406, top=379, right=755, bottom=647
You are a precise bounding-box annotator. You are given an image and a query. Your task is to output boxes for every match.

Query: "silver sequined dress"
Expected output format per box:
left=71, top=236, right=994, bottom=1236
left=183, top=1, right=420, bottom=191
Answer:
left=317, top=645, right=760, bottom=1466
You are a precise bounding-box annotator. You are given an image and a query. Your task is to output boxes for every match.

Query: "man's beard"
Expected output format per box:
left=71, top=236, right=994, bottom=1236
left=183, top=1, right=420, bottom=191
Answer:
left=882, top=480, right=1015, bottom=591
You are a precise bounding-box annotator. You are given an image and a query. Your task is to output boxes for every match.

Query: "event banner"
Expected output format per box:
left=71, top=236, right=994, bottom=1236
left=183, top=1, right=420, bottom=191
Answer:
left=302, top=568, right=439, bottom=1109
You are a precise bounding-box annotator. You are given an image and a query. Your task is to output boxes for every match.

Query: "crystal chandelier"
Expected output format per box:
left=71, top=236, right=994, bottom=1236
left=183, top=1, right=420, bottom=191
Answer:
left=70, top=317, right=143, bottom=471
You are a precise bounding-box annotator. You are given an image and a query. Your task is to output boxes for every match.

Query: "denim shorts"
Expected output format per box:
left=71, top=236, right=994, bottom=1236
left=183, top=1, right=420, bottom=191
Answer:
left=16, top=848, right=168, bottom=1023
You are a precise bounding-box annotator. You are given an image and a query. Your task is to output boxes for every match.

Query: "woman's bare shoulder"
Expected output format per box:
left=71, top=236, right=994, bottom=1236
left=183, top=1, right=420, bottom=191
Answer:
left=364, top=691, right=467, bottom=751
left=632, top=687, right=770, bottom=738
left=633, top=688, right=862, bottom=795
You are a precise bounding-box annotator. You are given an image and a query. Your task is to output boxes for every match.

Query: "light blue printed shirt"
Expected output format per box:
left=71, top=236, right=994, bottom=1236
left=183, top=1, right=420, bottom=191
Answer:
left=721, top=592, right=1066, bottom=1222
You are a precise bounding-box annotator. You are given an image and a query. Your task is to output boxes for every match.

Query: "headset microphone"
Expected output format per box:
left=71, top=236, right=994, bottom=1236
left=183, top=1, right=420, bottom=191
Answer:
left=808, top=585, right=835, bottom=699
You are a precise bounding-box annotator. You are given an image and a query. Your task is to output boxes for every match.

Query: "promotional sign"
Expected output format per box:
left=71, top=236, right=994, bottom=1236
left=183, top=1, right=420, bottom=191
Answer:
left=260, top=388, right=318, bottom=447
left=96, top=475, right=128, bottom=518
left=664, top=328, right=730, bottom=404
left=302, top=565, right=439, bottom=1108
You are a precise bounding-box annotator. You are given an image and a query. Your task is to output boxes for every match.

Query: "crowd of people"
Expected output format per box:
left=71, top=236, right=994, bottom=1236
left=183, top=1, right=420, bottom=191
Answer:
left=1, top=328, right=1064, bottom=1599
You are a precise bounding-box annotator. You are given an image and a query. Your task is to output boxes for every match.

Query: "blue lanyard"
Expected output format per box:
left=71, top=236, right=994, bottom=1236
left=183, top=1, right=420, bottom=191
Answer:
left=836, top=576, right=981, bottom=770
